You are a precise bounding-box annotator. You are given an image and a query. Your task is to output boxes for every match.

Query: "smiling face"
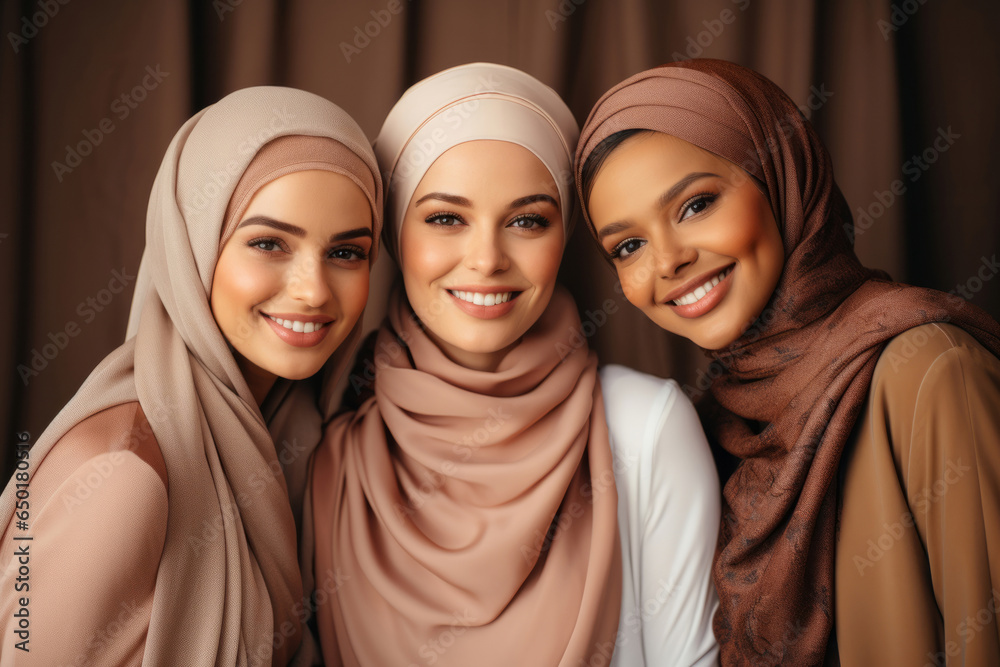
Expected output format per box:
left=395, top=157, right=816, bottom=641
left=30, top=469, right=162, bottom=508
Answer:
left=211, top=169, right=373, bottom=402
left=587, top=131, right=784, bottom=350
left=398, top=140, right=565, bottom=371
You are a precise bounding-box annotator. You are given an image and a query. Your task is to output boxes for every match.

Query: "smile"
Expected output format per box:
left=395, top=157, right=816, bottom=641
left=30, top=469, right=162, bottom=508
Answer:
left=447, top=290, right=515, bottom=306
left=671, top=266, right=733, bottom=306
left=261, top=312, right=336, bottom=348
left=266, top=316, right=330, bottom=333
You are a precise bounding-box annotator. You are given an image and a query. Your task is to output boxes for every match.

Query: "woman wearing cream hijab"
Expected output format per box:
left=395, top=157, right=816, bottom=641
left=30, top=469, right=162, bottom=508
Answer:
left=0, top=86, right=382, bottom=665
left=309, top=63, right=719, bottom=666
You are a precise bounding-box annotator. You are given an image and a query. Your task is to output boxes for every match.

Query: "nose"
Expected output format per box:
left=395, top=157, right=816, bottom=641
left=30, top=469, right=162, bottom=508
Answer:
left=651, top=233, right=697, bottom=279
left=463, top=227, right=509, bottom=275
left=286, top=256, right=334, bottom=307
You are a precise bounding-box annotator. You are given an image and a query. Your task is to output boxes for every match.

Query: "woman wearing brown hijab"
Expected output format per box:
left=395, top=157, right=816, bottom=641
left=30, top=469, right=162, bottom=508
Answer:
left=0, top=86, right=382, bottom=666
left=308, top=63, right=720, bottom=666
left=576, top=59, right=1000, bottom=665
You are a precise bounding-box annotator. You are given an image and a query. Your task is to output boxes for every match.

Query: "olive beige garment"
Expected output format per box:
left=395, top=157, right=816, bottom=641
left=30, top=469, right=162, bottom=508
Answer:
left=835, top=323, right=1000, bottom=666
left=0, top=86, right=382, bottom=666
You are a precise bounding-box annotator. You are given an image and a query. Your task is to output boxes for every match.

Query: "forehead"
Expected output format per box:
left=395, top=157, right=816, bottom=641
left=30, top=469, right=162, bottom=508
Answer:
left=603, top=132, right=731, bottom=177
left=412, top=140, right=557, bottom=200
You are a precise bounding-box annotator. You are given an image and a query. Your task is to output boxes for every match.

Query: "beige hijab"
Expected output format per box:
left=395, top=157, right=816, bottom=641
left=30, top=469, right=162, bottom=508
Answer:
left=312, top=63, right=622, bottom=666
left=0, top=86, right=382, bottom=665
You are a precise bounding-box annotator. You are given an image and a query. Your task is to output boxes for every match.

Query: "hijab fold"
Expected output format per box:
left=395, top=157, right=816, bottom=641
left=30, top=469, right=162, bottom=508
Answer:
left=1, top=86, right=382, bottom=666
left=575, top=59, right=1000, bottom=665
left=313, top=62, right=621, bottom=666
left=313, top=286, right=622, bottom=666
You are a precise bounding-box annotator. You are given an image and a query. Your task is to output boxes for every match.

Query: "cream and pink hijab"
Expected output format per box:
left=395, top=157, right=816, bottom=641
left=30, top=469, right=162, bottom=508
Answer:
left=0, top=86, right=382, bottom=665
left=575, top=59, right=1000, bottom=664
left=310, top=63, right=622, bottom=666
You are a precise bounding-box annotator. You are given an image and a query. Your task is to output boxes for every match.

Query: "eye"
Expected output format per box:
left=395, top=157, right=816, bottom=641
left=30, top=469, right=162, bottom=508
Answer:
left=680, top=192, right=718, bottom=221
left=610, top=237, right=646, bottom=261
left=248, top=237, right=285, bottom=253
left=329, top=245, right=368, bottom=263
left=507, top=213, right=551, bottom=230
left=426, top=213, right=464, bottom=227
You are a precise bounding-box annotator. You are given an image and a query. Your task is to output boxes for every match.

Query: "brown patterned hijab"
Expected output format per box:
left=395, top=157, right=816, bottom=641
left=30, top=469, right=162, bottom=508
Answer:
left=575, top=59, right=1000, bottom=664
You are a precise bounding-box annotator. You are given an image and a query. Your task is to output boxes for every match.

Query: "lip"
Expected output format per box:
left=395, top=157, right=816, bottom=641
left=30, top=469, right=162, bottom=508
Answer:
left=261, top=312, right=335, bottom=348
left=262, top=312, right=335, bottom=324
left=446, top=286, right=523, bottom=320
left=663, top=264, right=735, bottom=319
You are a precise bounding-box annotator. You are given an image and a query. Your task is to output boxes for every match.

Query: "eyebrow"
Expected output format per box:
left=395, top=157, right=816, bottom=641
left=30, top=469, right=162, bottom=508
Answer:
left=237, top=216, right=305, bottom=237
left=596, top=171, right=720, bottom=241
left=331, top=227, right=373, bottom=242
left=657, top=172, right=721, bottom=209
left=413, top=192, right=559, bottom=211
left=236, top=216, right=372, bottom=242
left=413, top=192, right=472, bottom=207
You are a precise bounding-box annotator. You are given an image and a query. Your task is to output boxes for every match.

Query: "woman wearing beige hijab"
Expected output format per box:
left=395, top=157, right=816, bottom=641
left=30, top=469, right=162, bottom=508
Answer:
left=309, top=63, right=720, bottom=666
left=0, top=86, right=382, bottom=666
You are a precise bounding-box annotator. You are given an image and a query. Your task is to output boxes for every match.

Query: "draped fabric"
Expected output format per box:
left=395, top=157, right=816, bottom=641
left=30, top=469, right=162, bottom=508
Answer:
left=575, top=59, right=1000, bottom=664
left=312, top=286, right=622, bottom=666
left=0, top=86, right=383, bottom=665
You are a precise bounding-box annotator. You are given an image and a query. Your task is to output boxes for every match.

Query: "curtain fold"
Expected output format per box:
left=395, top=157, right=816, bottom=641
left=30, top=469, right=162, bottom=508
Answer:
left=3, top=0, right=997, bottom=477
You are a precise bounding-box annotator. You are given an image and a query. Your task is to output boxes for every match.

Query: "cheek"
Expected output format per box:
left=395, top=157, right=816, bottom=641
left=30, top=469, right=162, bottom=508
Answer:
left=617, top=260, right=654, bottom=306
left=400, top=232, right=456, bottom=286
left=212, top=254, right=274, bottom=317
left=336, top=270, right=371, bottom=319
left=518, top=235, right=564, bottom=289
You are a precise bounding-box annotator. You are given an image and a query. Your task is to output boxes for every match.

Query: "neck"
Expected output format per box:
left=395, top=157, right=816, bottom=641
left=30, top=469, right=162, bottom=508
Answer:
left=427, top=330, right=517, bottom=373
left=235, top=356, right=277, bottom=406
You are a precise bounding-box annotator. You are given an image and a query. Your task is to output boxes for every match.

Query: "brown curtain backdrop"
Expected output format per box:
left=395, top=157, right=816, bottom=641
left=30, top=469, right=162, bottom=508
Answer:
left=2, top=0, right=998, bottom=478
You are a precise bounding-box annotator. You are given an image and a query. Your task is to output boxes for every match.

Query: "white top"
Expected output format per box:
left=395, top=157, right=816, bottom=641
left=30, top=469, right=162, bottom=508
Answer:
left=600, top=364, right=721, bottom=667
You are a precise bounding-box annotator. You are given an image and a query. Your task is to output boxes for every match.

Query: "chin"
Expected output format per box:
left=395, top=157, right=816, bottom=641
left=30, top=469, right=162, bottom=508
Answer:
left=268, top=360, right=326, bottom=382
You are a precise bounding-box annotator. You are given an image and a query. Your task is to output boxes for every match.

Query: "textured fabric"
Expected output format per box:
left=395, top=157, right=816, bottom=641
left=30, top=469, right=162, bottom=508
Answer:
left=0, top=86, right=381, bottom=666
left=220, top=134, right=381, bottom=255
left=312, top=286, right=622, bottom=666
left=373, top=61, right=579, bottom=259
left=598, top=364, right=720, bottom=666
left=574, top=59, right=1000, bottom=664
left=835, top=323, right=1000, bottom=666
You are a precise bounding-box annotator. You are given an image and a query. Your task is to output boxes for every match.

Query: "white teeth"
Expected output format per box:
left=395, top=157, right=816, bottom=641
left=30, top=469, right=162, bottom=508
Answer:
left=268, top=316, right=328, bottom=333
left=671, top=267, right=731, bottom=306
left=449, top=290, right=513, bottom=306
